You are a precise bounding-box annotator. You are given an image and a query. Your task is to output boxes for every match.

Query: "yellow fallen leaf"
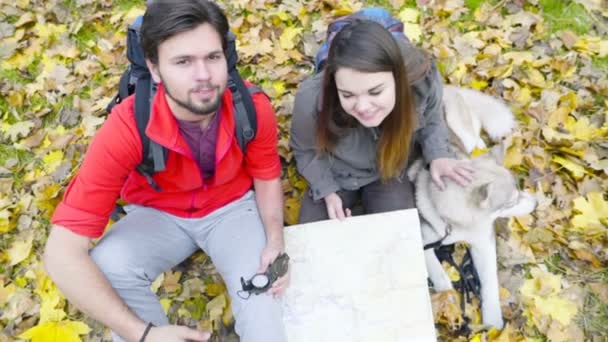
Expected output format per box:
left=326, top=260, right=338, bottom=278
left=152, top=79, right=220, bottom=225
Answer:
left=123, top=7, right=145, bottom=22
left=503, top=51, right=535, bottom=64
left=0, top=281, right=17, bottom=306
left=206, top=294, right=227, bottom=330
left=403, top=23, right=422, bottom=43
left=470, top=147, right=489, bottom=158
left=534, top=296, right=578, bottom=325
left=43, top=150, right=64, bottom=174
left=0, top=215, right=13, bottom=234
left=162, top=271, right=182, bottom=293
left=571, top=192, right=608, bottom=234
left=431, top=289, right=463, bottom=329
left=205, top=283, right=226, bottom=297
left=552, top=155, right=588, bottom=180
left=503, top=144, right=524, bottom=168
left=19, top=320, right=91, bottom=342
left=7, top=236, right=33, bottom=266
left=565, top=116, right=599, bottom=141
left=489, top=63, right=513, bottom=78
left=81, top=115, right=106, bottom=137
left=515, top=86, right=532, bottom=105
left=238, top=39, right=274, bottom=58
left=547, top=107, right=572, bottom=128
left=399, top=8, right=420, bottom=23
left=470, top=333, right=483, bottom=342
left=160, top=298, right=172, bottom=314
left=599, top=40, right=608, bottom=57
left=271, top=11, right=291, bottom=22
left=33, top=22, right=67, bottom=40
left=445, top=263, right=461, bottom=282
left=150, top=273, right=164, bottom=293
left=331, top=3, right=356, bottom=17
left=14, top=12, right=35, bottom=27
left=7, top=91, right=24, bottom=108
left=520, top=267, right=562, bottom=298
left=39, top=301, right=67, bottom=323
left=16, top=0, right=30, bottom=9
left=272, top=80, right=286, bottom=98
left=284, top=197, right=301, bottom=226
left=279, top=26, right=303, bottom=50
left=542, top=127, right=575, bottom=144
left=469, top=79, right=488, bottom=90
left=524, top=67, right=546, bottom=88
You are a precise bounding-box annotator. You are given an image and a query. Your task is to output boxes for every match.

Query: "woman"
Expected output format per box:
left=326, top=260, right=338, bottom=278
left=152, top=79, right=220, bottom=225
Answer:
left=290, top=19, right=474, bottom=223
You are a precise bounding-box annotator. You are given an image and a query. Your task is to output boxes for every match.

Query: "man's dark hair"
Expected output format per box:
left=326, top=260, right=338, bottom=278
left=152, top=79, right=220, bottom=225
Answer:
left=141, top=0, right=229, bottom=64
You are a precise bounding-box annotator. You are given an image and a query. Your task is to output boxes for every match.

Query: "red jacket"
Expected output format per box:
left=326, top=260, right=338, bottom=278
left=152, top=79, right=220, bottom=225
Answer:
left=51, top=84, right=281, bottom=238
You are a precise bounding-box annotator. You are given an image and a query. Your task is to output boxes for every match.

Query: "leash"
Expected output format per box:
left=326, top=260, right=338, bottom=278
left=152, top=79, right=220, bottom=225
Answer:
left=424, top=224, right=481, bottom=334
left=423, top=223, right=452, bottom=250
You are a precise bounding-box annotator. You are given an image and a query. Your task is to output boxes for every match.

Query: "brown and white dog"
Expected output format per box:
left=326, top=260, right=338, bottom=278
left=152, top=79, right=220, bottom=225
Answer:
left=408, top=86, right=537, bottom=329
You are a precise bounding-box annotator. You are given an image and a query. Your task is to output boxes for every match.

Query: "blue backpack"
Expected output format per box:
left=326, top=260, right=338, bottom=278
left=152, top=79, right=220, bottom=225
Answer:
left=314, top=8, right=416, bottom=74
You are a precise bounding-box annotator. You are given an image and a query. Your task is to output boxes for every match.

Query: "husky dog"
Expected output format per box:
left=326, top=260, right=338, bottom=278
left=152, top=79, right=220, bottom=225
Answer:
left=408, top=86, right=537, bottom=329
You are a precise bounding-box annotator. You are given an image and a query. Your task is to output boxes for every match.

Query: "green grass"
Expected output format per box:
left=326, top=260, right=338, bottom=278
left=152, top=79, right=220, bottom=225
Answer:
left=455, top=0, right=499, bottom=25
left=577, top=291, right=608, bottom=337
left=0, top=68, right=31, bottom=85
left=464, top=0, right=485, bottom=12
left=364, top=0, right=417, bottom=9
left=113, top=0, right=143, bottom=11
left=72, top=23, right=99, bottom=51
left=538, top=0, right=595, bottom=35
left=592, top=56, right=608, bottom=74
left=0, top=144, right=34, bottom=168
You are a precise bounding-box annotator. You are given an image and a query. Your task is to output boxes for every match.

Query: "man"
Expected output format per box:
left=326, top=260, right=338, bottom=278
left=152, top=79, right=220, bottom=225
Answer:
left=43, top=1, right=288, bottom=341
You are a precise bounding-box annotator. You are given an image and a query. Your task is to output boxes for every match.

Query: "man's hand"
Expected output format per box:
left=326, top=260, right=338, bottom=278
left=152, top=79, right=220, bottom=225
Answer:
left=323, top=192, right=352, bottom=220
left=144, top=325, right=210, bottom=342
left=256, top=239, right=290, bottom=298
left=429, top=158, right=475, bottom=191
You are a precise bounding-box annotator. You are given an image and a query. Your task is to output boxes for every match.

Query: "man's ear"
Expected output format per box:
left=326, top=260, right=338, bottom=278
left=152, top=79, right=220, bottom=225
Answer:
left=471, top=183, right=492, bottom=209
left=146, top=59, right=161, bottom=84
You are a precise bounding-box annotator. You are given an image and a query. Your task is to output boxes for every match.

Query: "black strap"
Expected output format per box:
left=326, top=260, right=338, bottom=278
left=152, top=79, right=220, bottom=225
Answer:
left=139, top=322, right=154, bottom=342
left=133, top=75, right=163, bottom=191
left=431, top=243, right=480, bottom=335
left=423, top=224, right=452, bottom=250
left=229, top=73, right=259, bottom=152
left=110, top=205, right=127, bottom=222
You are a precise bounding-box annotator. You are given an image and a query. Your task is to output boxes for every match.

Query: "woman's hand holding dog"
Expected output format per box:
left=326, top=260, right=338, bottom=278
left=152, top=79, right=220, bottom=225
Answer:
left=430, top=158, right=475, bottom=191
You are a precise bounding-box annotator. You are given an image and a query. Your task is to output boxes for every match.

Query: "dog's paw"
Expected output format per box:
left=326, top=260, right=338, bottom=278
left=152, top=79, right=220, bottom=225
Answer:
left=482, top=307, right=505, bottom=330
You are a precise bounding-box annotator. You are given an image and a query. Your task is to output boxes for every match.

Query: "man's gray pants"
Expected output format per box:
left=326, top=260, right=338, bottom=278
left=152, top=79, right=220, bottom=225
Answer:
left=90, top=191, right=287, bottom=342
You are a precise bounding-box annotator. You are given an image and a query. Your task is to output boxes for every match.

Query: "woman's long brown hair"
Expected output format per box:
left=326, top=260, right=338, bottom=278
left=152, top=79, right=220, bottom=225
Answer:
left=316, top=20, right=417, bottom=181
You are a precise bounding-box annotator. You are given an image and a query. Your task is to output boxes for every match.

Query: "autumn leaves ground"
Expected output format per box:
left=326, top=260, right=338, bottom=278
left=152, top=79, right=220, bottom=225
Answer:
left=1, top=0, right=607, bottom=341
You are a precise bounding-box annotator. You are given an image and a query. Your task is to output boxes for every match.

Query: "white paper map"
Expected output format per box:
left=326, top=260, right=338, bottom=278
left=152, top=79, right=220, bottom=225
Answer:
left=282, top=209, right=436, bottom=342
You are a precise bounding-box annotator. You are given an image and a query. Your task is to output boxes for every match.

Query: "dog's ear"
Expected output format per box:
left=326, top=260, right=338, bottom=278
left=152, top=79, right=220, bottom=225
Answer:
left=472, top=183, right=492, bottom=209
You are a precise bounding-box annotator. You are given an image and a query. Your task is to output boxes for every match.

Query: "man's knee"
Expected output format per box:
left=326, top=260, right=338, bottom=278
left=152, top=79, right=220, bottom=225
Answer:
left=90, top=240, right=147, bottom=286
left=232, top=294, right=286, bottom=342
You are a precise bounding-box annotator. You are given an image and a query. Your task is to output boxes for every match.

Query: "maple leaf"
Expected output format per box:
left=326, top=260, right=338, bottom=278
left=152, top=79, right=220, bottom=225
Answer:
left=571, top=192, right=608, bottom=235
left=18, top=320, right=91, bottom=342
left=279, top=26, right=303, bottom=51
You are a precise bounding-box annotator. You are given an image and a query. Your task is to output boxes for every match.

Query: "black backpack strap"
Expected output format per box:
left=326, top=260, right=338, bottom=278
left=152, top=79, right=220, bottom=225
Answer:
left=225, top=30, right=259, bottom=153
left=229, top=71, right=259, bottom=152
left=133, top=75, right=164, bottom=191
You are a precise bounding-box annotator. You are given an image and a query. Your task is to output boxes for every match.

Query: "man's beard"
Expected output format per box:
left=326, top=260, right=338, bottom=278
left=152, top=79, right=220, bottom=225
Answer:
left=161, top=76, right=223, bottom=116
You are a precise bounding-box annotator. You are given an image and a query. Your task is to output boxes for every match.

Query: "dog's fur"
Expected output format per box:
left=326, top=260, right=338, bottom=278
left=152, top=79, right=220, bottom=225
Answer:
left=408, top=86, right=537, bottom=329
